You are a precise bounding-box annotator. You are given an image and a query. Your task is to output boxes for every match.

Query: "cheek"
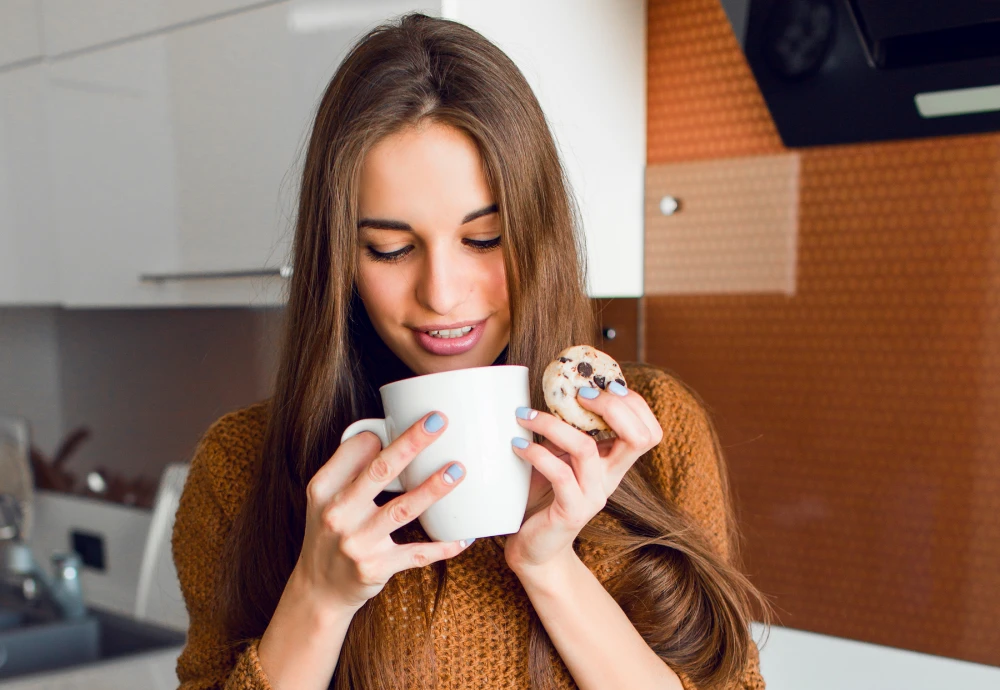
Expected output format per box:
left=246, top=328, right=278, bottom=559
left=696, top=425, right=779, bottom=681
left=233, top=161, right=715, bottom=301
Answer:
left=481, top=253, right=509, bottom=306
left=356, top=263, right=408, bottom=323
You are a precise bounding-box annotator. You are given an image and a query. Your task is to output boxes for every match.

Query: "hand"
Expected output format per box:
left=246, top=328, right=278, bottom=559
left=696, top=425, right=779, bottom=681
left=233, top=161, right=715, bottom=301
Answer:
left=504, top=382, right=663, bottom=574
left=295, top=412, right=473, bottom=612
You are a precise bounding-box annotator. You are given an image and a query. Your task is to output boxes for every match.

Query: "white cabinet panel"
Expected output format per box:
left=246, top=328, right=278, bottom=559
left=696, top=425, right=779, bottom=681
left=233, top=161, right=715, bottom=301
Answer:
left=46, top=1, right=377, bottom=306
left=0, top=0, right=43, bottom=69
left=43, top=0, right=644, bottom=305
left=443, top=0, right=646, bottom=297
left=0, top=64, right=59, bottom=304
left=47, top=36, right=185, bottom=306
left=40, top=0, right=265, bottom=56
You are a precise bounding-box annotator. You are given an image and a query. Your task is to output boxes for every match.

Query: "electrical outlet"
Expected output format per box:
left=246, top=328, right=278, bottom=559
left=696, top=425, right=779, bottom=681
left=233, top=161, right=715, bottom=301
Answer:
left=71, top=529, right=106, bottom=571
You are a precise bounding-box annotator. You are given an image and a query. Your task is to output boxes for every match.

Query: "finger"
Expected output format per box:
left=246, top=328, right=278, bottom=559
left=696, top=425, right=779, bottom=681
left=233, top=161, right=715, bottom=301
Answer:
left=515, top=407, right=599, bottom=465
left=308, top=431, right=383, bottom=506
left=574, top=388, right=656, bottom=452
left=361, top=461, right=466, bottom=540
left=387, top=538, right=475, bottom=573
left=346, top=411, right=448, bottom=503
left=538, top=438, right=571, bottom=462
left=511, top=437, right=583, bottom=505
left=516, top=408, right=605, bottom=490
left=606, top=383, right=664, bottom=446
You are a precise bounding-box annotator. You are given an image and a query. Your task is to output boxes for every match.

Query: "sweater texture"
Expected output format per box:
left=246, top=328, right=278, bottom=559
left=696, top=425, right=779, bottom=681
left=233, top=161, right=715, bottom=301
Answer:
left=172, top=363, right=765, bottom=689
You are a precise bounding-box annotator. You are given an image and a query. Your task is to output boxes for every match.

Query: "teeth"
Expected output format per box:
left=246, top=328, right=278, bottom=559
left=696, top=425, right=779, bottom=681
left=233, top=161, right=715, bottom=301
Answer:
left=427, top=326, right=474, bottom=338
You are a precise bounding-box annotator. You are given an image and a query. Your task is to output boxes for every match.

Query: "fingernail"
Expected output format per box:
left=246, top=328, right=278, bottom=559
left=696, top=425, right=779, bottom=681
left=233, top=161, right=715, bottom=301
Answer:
left=515, top=406, right=538, bottom=420
left=460, top=538, right=476, bottom=548
left=608, top=381, right=628, bottom=397
left=578, top=386, right=600, bottom=399
left=443, top=463, right=464, bottom=483
left=512, top=437, right=530, bottom=449
left=424, top=412, right=445, bottom=433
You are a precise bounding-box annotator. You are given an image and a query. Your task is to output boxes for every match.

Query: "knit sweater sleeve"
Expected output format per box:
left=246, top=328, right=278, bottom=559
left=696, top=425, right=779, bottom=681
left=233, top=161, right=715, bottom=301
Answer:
left=629, top=365, right=766, bottom=690
left=172, top=430, right=273, bottom=690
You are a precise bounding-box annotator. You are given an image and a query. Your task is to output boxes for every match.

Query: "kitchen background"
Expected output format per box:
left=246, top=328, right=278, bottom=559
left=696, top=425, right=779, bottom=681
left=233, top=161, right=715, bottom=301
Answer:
left=1, top=0, right=999, bottom=687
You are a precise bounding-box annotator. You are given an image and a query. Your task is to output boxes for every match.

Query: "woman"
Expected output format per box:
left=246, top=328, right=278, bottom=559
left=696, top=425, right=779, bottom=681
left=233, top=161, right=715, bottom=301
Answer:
left=173, top=12, right=769, bottom=690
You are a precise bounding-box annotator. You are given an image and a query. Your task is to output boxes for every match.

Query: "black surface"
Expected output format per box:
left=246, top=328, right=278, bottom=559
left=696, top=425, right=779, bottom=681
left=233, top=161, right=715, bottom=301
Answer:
left=722, top=0, right=1000, bottom=147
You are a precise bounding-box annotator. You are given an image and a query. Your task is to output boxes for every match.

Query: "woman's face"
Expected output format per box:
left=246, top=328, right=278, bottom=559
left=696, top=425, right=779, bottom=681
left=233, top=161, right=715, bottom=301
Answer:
left=355, top=121, right=511, bottom=376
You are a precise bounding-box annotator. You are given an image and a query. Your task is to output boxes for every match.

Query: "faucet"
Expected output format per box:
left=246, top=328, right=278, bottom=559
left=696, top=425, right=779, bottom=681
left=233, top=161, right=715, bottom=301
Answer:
left=0, top=493, right=87, bottom=621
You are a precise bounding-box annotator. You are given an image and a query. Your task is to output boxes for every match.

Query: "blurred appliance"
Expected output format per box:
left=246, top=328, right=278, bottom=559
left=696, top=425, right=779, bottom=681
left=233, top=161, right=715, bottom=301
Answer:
left=721, top=0, right=1000, bottom=146
left=134, top=463, right=189, bottom=632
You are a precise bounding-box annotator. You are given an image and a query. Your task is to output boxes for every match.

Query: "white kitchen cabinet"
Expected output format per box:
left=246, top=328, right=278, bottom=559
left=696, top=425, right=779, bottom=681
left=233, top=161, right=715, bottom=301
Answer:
left=44, top=0, right=644, bottom=306
left=287, top=0, right=647, bottom=297
left=47, top=1, right=398, bottom=306
left=440, top=0, right=646, bottom=297
left=0, top=63, right=60, bottom=304
left=39, top=0, right=265, bottom=57
left=0, top=0, right=44, bottom=69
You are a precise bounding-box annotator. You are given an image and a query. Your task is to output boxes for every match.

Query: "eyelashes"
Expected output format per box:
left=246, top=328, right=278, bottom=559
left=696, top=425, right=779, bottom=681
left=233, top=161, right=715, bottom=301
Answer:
left=364, top=236, right=502, bottom=264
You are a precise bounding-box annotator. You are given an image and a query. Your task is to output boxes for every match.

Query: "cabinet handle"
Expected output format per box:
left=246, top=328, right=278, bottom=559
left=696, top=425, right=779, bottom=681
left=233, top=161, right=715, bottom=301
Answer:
left=139, top=266, right=293, bottom=283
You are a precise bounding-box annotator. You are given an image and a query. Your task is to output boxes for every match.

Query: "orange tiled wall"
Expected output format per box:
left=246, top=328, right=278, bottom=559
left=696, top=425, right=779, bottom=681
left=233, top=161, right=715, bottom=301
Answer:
left=645, top=0, right=1000, bottom=665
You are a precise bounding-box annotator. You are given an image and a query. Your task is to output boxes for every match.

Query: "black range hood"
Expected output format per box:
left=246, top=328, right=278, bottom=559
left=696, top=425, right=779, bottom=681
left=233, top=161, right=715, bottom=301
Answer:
left=721, top=0, right=1000, bottom=147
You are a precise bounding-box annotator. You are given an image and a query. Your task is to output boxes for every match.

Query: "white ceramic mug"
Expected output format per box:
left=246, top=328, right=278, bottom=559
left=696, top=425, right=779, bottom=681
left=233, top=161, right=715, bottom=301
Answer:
left=340, top=365, right=532, bottom=542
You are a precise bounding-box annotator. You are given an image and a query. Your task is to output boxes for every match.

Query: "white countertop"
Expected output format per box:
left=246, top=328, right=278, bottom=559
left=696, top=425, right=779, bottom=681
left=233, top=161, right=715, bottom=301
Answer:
left=3, top=646, right=182, bottom=690
left=8, top=624, right=1000, bottom=689
left=753, top=623, right=1000, bottom=690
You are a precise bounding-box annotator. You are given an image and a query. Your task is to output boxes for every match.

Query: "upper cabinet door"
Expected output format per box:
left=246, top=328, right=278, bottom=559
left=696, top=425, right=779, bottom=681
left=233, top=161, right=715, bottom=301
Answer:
left=46, top=1, right=383, bottom=306
left=0, top=63, right=60, bottom=305
left=41, top=0, right=643, bottom=306
left=442, top=0, right=646, bottom=298
left=39, top=0, right=264, bottom=56
left=0, top=0, right=44, bottom=68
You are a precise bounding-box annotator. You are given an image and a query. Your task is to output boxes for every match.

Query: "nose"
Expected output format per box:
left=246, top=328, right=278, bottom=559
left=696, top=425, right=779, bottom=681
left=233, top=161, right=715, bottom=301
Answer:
left=415, top=243, right=472, bottom=316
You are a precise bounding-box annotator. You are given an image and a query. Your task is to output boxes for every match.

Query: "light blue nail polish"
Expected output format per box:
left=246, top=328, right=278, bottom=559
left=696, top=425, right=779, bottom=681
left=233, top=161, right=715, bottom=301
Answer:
left=512, top=436, right=530, bottom=449
left=578, top=386, right=600, bottom=399
left=424, top=412, right=444, bottom=433
left=445, top=463, right=464, bottom=481
left=608, top=381, right=628, bottom=397
left=515, top=406, right=537, bottom=420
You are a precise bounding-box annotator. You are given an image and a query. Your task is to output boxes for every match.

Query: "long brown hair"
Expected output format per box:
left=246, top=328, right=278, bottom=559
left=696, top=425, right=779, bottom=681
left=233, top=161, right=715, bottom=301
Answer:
left=220, top=12, right=768, bottom=690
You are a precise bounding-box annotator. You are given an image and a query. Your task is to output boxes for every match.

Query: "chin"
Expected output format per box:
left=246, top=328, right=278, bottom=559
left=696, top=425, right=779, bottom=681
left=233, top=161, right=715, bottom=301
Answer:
left=409, top=351, right=497, bottom=375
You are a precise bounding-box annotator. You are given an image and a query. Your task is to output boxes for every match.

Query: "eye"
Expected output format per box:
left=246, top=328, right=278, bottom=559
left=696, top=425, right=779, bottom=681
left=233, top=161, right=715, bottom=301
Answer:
left=365, top=245, right=413, bottom=263
left=464, top=236, right=501, bottom=252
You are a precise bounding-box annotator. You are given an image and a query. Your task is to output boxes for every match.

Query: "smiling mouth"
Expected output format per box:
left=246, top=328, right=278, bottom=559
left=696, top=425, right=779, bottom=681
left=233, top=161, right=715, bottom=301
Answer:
left=425, top=326, right=475, bottom=339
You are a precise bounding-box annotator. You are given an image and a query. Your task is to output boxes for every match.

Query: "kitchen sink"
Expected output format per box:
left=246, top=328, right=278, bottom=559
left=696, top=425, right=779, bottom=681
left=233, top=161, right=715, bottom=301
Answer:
left=0, top=605, right=186, bottom=680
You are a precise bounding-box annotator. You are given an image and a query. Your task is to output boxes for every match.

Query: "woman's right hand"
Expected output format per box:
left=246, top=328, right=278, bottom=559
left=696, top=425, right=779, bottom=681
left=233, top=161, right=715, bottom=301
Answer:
left=295, top=411, right=470, bottom=612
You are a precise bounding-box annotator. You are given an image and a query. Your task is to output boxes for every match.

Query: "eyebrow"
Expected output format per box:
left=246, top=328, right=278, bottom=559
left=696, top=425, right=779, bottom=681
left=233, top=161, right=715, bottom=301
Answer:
left=357, top=203, right=498, bottom=231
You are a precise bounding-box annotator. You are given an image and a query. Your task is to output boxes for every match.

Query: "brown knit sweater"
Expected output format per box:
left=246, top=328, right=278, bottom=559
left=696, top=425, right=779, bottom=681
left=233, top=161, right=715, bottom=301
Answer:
left=172, top=363, right=765, bottom=689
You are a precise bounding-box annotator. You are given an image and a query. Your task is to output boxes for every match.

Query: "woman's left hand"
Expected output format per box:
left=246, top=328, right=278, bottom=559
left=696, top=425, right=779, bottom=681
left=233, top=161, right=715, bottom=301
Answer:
left=503, top=381, right=663, bottom=574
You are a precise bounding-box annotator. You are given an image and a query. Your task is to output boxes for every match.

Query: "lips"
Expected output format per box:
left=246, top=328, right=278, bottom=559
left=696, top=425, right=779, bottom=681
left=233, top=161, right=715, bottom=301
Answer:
left=412, top=319, right=486, bottom=356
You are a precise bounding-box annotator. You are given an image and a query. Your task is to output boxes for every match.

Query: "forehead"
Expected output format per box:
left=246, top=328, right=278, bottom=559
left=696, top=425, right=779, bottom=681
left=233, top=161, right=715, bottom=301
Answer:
left=358, top=121, right=493, bottom=224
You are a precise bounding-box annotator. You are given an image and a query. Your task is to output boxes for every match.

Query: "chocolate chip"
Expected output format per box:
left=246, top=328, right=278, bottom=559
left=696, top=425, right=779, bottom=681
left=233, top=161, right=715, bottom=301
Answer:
left=587, top=429, right=601, bottom=437
left=615, top=378, right=626, bottom=387
left=593, top=375, right=606, bottom=390
left=558, top=357, right=571, bottom=363
left=577, top=361, right=593, bottom=377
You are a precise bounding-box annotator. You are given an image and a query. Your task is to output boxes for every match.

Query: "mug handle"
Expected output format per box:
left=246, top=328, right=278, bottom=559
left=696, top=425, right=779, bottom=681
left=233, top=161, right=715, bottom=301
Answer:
left=340, top=419, right=404, bottom=492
